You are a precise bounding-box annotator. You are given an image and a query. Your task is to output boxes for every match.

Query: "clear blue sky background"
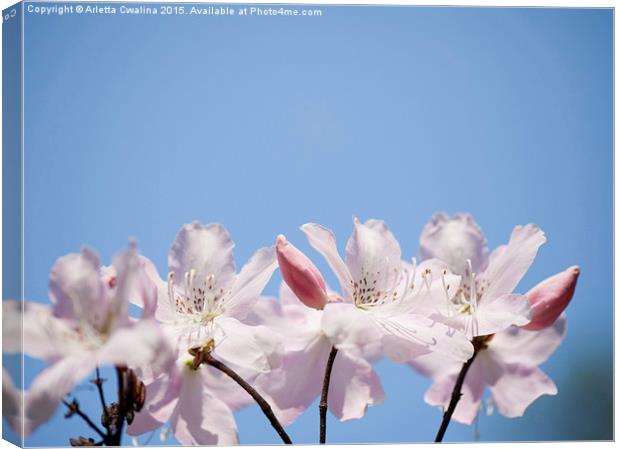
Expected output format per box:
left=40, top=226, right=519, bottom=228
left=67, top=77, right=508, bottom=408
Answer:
left=6, top=3, right=613, bottom=446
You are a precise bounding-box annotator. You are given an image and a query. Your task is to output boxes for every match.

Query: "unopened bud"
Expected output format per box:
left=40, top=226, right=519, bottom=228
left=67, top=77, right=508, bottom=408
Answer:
left=276, top=234, right=328, bottom=310
left=522, top=266, right=579, bottom=331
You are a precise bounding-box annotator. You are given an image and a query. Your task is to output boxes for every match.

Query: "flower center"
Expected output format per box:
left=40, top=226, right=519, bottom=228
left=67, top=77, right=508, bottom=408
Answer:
left=167, top=269, right=227, bottom=323
left=352, top=259, right=430, bottom=310
left=453, top=260, right=491, bottom=315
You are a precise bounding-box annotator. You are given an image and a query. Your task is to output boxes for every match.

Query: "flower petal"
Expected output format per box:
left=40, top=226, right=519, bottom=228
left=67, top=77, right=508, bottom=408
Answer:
left=279, top=281, right=304, bottom=308
left=119, top=254, right=162, bottom=319
left=246, top=293, right=321, bottom=350
left=488, top=363, right=557, bottom=418
left=108, top=245, right=152, bottom=326
left=168, top=222, right=236, bottom=291
left=490, top=314, right=567, bottom=366
left=328, top=350, right=385, bottom=421
left=225, top=247, right=277, bottom=320
left=481, top=224, right=546, bottom=301
left=424, top=357, right=486, bottom=425
left=4, top=300, right=76, bottom=361
left=128, top=369, right=182, bottom=435
left=170, top=368, right=239, bottom=445
left=408, top=350, right=462, bottom=380
left=97, top=320, right=174, bottom=375
left=48, top=247, right=106, bottom=320
left=202, top=364, right=254, bottom=412
left=301, top=223, right=353, bottom=299
left=467, top=293, right=531, bottom=338
left=256, top=335, right=331, bottom=426
left=419, top=213, right=489, bottom=275
left=321, top=303, right=383, bottom=362
left=3, top=368, right=23, bottom=438
left=383, top=259, right=461, bottom=318
left=129, top=255, right=179, bottom=324
left=24, top=356, right=96, bottom=436
left=375, top=314, right=474, bottom=363
left=345, top=218, right=402, bottom=294
left=212, top=317, right=283, bottom=375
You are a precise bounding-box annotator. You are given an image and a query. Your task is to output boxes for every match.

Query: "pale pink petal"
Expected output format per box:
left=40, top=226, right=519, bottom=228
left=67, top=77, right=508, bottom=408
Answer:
left=108, top=245, right=150, bottom=325
left=490, top=314, right=567, bottom=366
left=408, top=350, right=462, bottom=380
left=3, top=301, right=76, bottom=361
left=128, top=370, right=182, bottom=435
left=424, top=357, right=485, bottom=425
left=117, top=254, right=162, bottom=319
left=328, top=350, right=385, bottom=421
left=24, top=356, right=96, bottom=436
left=276, top=235, right=328, bottom=310
left=225, top=247, right=277, bottom=320
left=168, top=222, right=236, bottom=291
left=481, top=224, right=546, bottom=301
left=256, top=335, right=331, bottom=425
left=386, top=259, right=461, bottom=318
left=321, top=303, right=383, bottom=361
left=170, top=369, right=239, bottom=445
left=467, top=293, right=531, bottom=338
left=488, top=244, right=506, bottom=266
left=212, top=317, right=282, bottom=375
left=419, top=213, right=489, bottom=275
left=246, top=293, right=320, bottom=351
left=488, top=363, right=557, bottom=418
left=48, top=247, right=106, bottom=320
left=130, top=255, right=178, bottom=324
left=202, top=364, right=254, bottom=412
left=279, top=281, right=304, bottom=308
left=126, top=409, right=164, bottom=437
left=344, top=218, right=402, bottom=294
left=301, top=223, right=353, bottom=299
left=97, top=320, right=174, bottom=375
left=3, top=368, right=23, bottom=438
left=374, top=314, right=473, bottom=363
left=522, top=266, right=579, bottom=331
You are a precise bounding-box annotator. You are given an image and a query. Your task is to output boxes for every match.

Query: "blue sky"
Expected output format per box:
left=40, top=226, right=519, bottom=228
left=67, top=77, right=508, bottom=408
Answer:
left=5, top=3, right=613, bottom=445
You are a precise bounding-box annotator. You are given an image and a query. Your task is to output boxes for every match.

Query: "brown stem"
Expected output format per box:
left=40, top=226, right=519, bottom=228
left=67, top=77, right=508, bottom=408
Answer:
left=319, top=346, right=338, bottom=444
left=106, top=367, right=128, bottom=446
left=94, top=367, right=107, bottom=410
left=202, top=352, right=293, bottom=444
left=62, top=399, right=107, bottom=440
left=434, top=348, right=480, bottom=443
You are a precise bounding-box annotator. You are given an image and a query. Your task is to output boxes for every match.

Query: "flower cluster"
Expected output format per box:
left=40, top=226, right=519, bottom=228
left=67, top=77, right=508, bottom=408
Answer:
left=2, top=213, right=579, bottom=445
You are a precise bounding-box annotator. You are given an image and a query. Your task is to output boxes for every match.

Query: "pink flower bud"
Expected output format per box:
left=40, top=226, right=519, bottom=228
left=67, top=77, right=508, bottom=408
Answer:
left=276, top=234, right=328, bottom=310
left=521, top=266, right=579, bottom=331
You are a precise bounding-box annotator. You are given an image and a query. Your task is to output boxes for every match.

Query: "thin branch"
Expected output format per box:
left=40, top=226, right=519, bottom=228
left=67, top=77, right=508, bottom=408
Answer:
left=434, top=348, right=480, bottom=442
left=319, top=346, right=338, bottom=444
left=93, top=367, right=107, bottom=411
left=202, top=352, right=293, bottom=444
left=62, top=400, right=107, bottom=440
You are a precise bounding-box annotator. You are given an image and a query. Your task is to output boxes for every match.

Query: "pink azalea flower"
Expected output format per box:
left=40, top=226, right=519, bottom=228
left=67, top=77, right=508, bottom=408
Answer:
left=127, top=222, right=284, bottom=444
left=302, top=218, right=473, bottom=364
left=2, top=245, right=174, bottom=436
left=411, top=316, right=566, bottom=424
left=249, top=284, right=385, bottom=425
left=418, top=213, right=546, bottom=338
left=135, top=222, right=281, bottom=373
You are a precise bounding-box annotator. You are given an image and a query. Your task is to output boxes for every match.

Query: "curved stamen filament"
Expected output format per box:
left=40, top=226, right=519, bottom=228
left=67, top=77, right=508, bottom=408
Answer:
left=440, top=269, right=453, bottom=317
